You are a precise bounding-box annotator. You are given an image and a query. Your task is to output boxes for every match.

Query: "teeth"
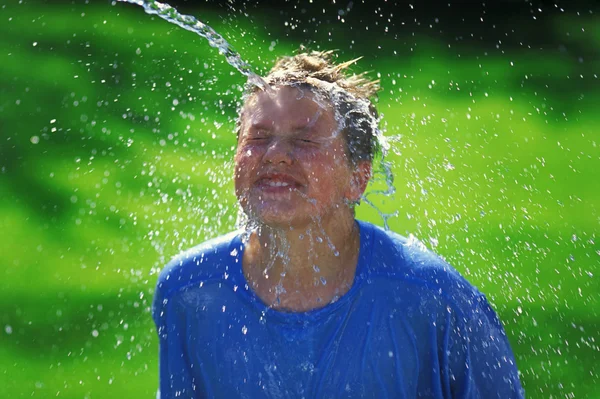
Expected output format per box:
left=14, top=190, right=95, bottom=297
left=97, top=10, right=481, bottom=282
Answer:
left=266, top=181, right=290, bottom=187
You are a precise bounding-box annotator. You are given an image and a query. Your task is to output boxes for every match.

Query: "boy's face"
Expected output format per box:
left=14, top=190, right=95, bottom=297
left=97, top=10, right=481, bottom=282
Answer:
left=234, top=85, right=369, bottom=229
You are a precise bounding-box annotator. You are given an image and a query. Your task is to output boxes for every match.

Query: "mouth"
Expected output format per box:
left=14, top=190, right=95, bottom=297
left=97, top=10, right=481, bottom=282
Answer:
left=254, top=174, right=304, bottom=193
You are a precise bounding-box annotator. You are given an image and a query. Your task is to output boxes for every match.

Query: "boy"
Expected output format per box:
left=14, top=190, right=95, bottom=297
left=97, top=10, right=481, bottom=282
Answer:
left=153, top=50, right=524, bottom=398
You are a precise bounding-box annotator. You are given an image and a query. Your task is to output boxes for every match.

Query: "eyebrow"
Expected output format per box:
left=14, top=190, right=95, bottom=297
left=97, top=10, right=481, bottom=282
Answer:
left=291, top=110, right=324, bottom=131
left=248, top=121, right=314, bottom=131
left=302, top=109, right=322, bottom=130
left=249, top=121, right=274, bottom=130
left=249, top=109, right=323, bottom=131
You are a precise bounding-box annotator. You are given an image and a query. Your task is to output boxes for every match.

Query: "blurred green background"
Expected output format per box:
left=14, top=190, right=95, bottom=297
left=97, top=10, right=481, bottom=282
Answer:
left=0, top=0, right=598, bottom=397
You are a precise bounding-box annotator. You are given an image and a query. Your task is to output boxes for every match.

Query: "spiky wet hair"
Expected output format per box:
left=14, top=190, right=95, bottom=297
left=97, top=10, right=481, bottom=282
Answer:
left=238, top=49, right=382, bottom=164
left=266, top=49, right=380, bottom=101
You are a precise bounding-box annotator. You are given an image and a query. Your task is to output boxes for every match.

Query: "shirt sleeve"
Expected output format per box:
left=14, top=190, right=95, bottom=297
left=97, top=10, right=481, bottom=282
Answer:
left=153, top=282, right=199, bottom=399
left=445, top=294, right=525, bottom=399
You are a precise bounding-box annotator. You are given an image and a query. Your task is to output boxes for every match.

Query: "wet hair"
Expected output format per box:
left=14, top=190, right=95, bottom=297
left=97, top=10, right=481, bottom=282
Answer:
left=237, top=49, right=381, bottom=165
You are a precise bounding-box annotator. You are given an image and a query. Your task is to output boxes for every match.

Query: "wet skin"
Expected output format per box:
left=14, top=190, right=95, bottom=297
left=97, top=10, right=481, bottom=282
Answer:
left=234, top=85, right=371, bottom=312
left=234, top=85, right=367, bottom=229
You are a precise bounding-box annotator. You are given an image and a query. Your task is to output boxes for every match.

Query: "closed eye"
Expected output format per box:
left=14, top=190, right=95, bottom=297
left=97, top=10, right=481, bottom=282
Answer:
left=296, top=138, right=319, bottom=144
left=246, top=134, right=269, bottom=142
left=246, top=127, right=270, bottom=140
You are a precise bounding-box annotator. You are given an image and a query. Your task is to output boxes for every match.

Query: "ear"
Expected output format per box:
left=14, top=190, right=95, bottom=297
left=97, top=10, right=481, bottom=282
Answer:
left=346, top=161, right=372, bottom=203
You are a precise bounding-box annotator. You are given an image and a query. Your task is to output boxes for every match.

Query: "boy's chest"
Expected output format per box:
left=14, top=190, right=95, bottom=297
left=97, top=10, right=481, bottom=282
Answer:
left=182, top=304, right=425, bottom=398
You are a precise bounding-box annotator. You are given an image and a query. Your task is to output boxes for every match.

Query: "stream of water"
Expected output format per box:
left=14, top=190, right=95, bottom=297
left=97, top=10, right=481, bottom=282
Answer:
left=117, top=0, right=269, bottom=90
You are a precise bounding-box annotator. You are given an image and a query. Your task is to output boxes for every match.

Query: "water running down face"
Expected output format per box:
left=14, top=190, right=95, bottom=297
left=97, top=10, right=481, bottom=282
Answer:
left=234, top=85, right=371, bottom=230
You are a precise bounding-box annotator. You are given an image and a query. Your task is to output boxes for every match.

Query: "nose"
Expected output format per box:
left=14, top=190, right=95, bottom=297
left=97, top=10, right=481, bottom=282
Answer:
left=263, top=138, right=293, bottom=165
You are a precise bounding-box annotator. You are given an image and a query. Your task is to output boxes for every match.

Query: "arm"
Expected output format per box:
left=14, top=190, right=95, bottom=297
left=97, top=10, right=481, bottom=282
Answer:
left=153, top=282, right=199, bottom=399
left=446, top=294, right=525, bottom=399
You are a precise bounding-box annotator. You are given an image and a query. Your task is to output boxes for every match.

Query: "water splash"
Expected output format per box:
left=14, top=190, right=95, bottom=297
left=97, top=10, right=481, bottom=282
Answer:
left=362, top=158, right=397, bottom=231
left=117, top=0, right=269, bottom=90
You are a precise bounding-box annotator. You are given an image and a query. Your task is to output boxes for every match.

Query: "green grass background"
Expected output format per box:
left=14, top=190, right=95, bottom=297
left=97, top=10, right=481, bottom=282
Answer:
left=0, top=1, right=598, bottom=398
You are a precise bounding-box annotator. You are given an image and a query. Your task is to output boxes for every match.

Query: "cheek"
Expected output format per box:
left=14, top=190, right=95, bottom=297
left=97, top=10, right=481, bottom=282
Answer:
left=235, top=147, right=258, bottom=168
left=234, top=149, right=262, bottom=186
left=233, top=153, right=248, bottom=182
left=304, top=147, right=347, bottom=171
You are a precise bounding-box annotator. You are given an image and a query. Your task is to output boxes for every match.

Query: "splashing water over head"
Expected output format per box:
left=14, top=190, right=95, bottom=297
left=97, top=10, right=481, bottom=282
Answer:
left=120, top=0, right=396, bottom=234
left=117, top=0, right=395, bottom=227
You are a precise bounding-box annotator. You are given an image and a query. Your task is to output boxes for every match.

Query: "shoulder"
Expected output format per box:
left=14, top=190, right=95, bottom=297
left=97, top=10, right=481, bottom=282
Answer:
left=360, top=221, right=482, bottom=313
left=154, top=230, right=242, bottom=300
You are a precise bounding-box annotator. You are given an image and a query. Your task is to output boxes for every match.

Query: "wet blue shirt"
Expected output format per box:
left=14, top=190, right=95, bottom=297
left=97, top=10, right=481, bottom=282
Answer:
left=153, top=220, right=524, bottom=398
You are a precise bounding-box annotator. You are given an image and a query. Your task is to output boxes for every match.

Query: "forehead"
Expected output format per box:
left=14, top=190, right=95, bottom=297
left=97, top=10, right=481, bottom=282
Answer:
left=242, top=85, right=334, bottom=126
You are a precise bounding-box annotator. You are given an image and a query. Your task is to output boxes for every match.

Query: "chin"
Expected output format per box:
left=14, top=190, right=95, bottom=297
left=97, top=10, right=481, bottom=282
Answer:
left=254, top=212, right=302, bottom=229
left=240, top=197, right=345, bottom=230
left=245, top=206, right=312, bottom=230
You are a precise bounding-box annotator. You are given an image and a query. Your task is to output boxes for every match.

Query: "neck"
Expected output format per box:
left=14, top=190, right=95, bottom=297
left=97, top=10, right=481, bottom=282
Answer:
left=242, top=213, right=360, bottom=312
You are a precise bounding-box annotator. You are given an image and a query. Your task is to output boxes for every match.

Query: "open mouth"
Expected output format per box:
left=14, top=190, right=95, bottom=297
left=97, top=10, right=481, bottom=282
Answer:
left=263, top=180, right=292, bottom=187
left=254, top=175, right=303, bottom=193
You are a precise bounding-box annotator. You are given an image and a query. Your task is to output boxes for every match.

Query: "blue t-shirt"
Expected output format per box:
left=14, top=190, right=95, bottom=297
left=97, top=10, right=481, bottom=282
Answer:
left=153, top=220, right=524, bottom=398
